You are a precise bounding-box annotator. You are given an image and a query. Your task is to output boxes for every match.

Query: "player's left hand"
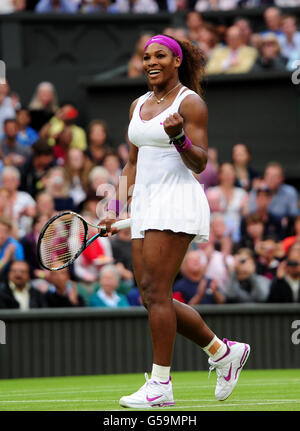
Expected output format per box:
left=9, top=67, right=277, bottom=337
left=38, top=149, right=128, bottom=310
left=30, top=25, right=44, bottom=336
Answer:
left=163, top=113, right=184, bottom=138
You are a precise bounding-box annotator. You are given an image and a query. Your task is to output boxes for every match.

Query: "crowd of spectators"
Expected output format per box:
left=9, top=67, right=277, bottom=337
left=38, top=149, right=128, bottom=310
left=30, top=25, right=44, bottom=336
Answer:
left=1, top=2, right=300, bottom=73
left=126, top=8, right=300, bottom=75
left=2, top=0, right=300, bottom=14
left=0, top=74, right=299, bottom=310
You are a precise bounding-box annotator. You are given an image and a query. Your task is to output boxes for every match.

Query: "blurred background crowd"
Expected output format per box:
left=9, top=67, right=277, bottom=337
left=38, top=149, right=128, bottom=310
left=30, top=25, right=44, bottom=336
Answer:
left=2, top=0, right=300, bottom=14
left=127, top=7, right=300, bottom=74
left=2, top=2, right=300, bottom=73
left=0, top=3, right=299, bottom=310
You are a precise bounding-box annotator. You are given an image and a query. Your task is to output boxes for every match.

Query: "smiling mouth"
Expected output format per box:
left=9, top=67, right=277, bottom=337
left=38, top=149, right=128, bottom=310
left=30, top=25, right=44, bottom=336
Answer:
left=148, top=70, right=161, bottom=76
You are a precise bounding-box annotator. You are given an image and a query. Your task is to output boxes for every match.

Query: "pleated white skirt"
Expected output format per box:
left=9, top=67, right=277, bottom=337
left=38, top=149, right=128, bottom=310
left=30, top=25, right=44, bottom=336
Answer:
left=130, top=146, right=210, bottom=243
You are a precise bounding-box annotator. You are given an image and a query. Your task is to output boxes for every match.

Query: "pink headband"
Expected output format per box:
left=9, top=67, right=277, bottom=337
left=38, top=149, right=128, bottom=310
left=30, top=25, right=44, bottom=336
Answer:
left=144, top=35, right=183, bottom=62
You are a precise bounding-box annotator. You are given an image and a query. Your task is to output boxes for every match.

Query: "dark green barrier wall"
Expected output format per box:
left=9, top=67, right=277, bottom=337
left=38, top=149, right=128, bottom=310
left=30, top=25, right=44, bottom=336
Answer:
left=0, top=304, right=299, bottom=379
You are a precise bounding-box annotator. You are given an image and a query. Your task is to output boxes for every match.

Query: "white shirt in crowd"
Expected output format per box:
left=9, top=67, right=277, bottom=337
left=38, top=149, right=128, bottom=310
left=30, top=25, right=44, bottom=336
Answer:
left=13, top=191, right=37, bottom=237
left=195, top=0, right=239, bottom=11
left=285, top=275, right=300, bottom=302
left=0, top=0, right=14, bottom=13
left=114, top=0, right=159, bottom=13
left=9, top=281, right=30, bottom=311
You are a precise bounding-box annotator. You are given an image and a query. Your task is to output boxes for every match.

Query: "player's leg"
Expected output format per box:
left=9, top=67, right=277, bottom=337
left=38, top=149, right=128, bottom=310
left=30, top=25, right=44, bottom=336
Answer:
left=138, top=230, right=194, bottom=367
left=126, top=234, right=250, bottom=405
left=131, top=236, right=216, bottom=349
left=120, top=230, right=193, bottom=408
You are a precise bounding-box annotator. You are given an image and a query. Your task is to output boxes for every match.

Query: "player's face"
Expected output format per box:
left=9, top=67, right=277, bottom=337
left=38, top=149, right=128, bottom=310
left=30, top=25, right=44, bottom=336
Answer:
left=143, top=43, right=180, bottom=86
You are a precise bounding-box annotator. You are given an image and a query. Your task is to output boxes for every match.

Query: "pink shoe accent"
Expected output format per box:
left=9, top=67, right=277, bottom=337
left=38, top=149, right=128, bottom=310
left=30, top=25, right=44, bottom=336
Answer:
left=227, top=340, right=237, bottom=347
left=234, top=344, right=250, bottom=380
left=159, top=377, right=172, bottom=385
left=224, top=363, right=232, bottom=382
left=146, top=394, right=163, bottom=402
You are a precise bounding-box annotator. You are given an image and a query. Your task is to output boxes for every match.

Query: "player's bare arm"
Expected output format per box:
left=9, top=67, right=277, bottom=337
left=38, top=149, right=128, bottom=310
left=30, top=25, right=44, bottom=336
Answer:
left=163, top=94, right=208, bottom=174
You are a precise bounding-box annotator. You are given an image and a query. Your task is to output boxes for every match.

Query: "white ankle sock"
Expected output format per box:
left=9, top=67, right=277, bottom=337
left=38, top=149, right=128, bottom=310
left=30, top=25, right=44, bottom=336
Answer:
left=151, top=364, right=171, bottom=383
left=202, top=335, right=228, bottom=361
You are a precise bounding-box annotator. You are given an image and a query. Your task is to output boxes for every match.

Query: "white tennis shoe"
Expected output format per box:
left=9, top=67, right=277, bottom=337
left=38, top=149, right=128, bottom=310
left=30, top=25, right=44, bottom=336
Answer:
left=119, top=373, right=175, bottom=408
left=208, top=338, right=250, bottom=401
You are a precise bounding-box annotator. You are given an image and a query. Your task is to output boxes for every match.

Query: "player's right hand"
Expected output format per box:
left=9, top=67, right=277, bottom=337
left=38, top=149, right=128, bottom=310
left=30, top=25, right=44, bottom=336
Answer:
left=98, top=211, right=119, bottom=237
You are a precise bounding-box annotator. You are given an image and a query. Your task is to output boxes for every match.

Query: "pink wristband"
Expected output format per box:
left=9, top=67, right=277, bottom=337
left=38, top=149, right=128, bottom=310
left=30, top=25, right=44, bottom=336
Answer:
left=107, top=199, right=124, bottom=216
left=174, top=136, right=192, bottom=153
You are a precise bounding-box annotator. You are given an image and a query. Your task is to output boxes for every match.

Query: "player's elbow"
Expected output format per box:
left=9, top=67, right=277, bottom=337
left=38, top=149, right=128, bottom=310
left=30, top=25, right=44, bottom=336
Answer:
left=194, top=157, right=207, bottom=174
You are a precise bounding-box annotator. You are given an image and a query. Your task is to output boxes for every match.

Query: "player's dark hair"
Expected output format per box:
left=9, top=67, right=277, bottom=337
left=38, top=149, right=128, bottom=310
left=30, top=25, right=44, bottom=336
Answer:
left=172, top=37, right=205, bottom=97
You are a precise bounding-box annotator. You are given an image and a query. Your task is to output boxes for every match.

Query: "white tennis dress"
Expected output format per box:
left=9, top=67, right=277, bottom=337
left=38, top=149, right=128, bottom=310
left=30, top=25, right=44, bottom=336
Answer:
left=127, top=86, right=210, bottom=242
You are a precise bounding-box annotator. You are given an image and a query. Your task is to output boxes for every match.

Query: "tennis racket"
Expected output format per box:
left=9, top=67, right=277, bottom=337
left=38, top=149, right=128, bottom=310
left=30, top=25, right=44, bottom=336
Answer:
left=37, top=211, right=131, bottom=271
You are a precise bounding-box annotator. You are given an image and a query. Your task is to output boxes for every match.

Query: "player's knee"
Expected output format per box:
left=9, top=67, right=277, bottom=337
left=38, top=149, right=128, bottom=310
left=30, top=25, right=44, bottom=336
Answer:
left=140, top=278, right=170, bottom=309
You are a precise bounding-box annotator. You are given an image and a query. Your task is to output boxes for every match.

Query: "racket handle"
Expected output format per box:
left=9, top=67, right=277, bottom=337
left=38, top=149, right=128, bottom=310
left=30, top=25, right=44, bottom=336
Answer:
left=98, top=218, right=131, bottom=233
left=111, top=218, right=131, bottom=230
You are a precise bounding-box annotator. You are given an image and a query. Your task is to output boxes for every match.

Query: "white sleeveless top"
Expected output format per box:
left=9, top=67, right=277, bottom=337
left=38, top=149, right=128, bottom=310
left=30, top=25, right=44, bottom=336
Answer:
left=128, top=86, right=196, bottom=149
left=128, top=86, right=210, bottom=243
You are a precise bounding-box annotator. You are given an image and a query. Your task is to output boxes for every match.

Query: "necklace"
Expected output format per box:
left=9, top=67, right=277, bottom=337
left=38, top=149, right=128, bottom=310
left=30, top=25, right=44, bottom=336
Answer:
left=152, top=82, right=181, bottom=104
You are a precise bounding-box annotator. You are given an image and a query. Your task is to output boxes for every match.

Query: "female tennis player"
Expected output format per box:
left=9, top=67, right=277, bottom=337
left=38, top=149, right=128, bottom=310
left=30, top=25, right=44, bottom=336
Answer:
left=101, top=34, right=250, bottom=408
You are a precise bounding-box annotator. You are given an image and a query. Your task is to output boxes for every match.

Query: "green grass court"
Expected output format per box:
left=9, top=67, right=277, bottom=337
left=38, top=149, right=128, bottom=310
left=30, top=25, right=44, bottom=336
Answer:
left=0, top=369, right=299, bottom=411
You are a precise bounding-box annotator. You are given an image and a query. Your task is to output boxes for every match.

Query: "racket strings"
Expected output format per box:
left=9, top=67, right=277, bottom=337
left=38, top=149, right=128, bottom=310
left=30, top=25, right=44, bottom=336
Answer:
left=39, top=214, right=86, bottom=270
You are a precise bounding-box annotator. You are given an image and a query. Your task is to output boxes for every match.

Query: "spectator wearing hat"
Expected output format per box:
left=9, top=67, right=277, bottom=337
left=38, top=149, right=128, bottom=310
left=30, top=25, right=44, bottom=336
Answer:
left=41, top=103, right=87, bottom=152
left=252, top=33, right=287, bottom=72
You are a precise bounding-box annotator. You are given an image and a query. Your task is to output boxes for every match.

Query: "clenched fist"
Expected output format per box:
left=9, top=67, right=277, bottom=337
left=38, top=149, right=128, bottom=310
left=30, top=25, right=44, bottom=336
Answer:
left=163, top=112, right=184, bottom=138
